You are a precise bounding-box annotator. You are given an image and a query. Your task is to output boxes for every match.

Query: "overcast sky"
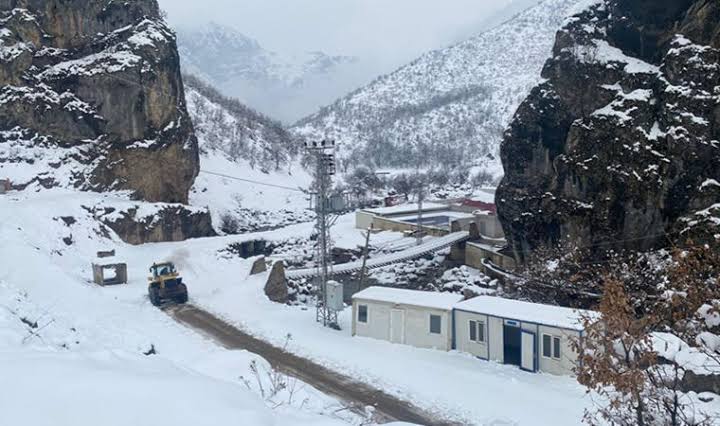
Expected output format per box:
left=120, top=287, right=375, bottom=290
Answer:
left=159, top=0, right=522, bottom=69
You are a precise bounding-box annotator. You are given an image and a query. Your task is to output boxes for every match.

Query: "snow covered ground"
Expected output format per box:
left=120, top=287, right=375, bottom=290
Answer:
left=0, top=190, right=374, bottom=426
left=4, top=189, right=718, bottom=425
left=0, top=189, right=591, bottom=424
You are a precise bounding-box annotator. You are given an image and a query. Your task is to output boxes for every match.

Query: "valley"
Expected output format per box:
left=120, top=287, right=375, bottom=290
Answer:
left=1, top=0, right=719, bottom=425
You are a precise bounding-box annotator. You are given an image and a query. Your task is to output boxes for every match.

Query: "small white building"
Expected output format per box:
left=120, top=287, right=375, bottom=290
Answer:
left=453, top=296, right=598, bottom=375
left=352, top=287, right=464, bottom=351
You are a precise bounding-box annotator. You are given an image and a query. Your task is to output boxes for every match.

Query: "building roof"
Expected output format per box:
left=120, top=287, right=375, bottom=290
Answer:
left=454, top=296, right=599, bottom=331
left=362, top=202, right=448, bottom=216
left=392, top=211, right=475, bottom=221
left=461, top=199, right=497, bottom=214
left=353, top=287, right=464, bottom=311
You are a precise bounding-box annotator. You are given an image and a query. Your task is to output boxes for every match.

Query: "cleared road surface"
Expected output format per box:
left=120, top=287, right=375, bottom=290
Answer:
left=165, top=304, right=461, bottom=426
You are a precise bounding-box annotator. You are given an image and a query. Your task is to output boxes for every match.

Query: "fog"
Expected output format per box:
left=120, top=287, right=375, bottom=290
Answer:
left=160, top=0, right=520, bottom=71
left=158, top=0, right=537, bottom=121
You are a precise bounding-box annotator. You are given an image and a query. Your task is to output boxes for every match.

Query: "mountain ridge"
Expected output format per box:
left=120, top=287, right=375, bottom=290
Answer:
left=292, top=0, right=586, bottom=174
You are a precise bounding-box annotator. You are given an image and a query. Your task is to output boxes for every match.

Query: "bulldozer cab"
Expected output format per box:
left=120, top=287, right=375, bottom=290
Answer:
left=149, top=262, right=178, bottom=281
left=150, top=262, right=175, bottom=277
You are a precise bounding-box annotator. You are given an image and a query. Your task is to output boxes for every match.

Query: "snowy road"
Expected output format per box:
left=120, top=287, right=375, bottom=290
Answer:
left=165, top=303, right=460, bottom=426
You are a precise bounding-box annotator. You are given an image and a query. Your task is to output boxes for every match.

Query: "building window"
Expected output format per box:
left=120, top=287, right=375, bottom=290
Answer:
left=553, top=336, right=561, bottom=359
left=543, top=334, right=561, bottom=359
left=469, top=320, right=485, bottom=343
left=358, top=305, right=368, bottom=323
left=430, top=315, right=442, bottom=334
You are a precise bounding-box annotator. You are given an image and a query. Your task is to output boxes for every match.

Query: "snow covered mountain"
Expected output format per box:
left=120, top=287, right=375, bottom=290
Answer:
left=183, top=75, right=313, bottom=233
left=177, top=23, right=358, bottom=123
left=293, top=0, right=585, bottom=174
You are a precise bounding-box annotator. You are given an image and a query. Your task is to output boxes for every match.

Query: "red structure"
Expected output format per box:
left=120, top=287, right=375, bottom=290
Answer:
left=461, top=199, right=497, bottom=214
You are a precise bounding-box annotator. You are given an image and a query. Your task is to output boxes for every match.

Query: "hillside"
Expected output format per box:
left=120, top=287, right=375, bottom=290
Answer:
left=293, top=0, right=585, bottom=174
left=177, top=22, right=358, bottom=122
left=497, top=0, right=720, bottom=260
left=183, top=75, right=313, bottom=232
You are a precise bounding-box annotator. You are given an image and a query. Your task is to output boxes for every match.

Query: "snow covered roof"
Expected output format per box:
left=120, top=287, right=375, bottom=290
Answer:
left=454, top=296, right=599, bottom=331
left=352, top=287, right=464, bottom=311
left=392, top=211, right=475, bottom=221
left=362, top=202, right=448, bottom=216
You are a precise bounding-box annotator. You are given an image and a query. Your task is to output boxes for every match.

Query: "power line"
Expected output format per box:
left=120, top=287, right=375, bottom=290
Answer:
left=198, top=170, right=306, bottom=193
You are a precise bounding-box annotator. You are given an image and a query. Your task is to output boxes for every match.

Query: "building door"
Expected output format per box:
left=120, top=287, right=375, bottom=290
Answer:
left=390, top=309, right=405, bottom=344
left=503, top=322, right=522, bottom=367
left=521, top=331, right=536, bottom=372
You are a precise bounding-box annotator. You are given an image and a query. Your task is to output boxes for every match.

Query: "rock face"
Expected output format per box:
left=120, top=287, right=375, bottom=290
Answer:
left=264, top=262, right=288, bottom=304
left=497, top=0, right=720, bottom=261
left=91, top=203, right=215, bottom=245
left=0, top=0, right=199, bottom=203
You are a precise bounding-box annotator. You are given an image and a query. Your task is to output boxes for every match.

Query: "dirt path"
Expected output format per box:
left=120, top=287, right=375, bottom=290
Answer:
left=164, top=304, right=461, bottom=426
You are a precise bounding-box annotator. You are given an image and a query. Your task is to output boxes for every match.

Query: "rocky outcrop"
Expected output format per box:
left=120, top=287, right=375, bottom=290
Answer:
left=0, top=0, right=199, bottom=203
left=497, top=0, right=720, bottom=261
left=264, top=262, right=288, bottom=304
left=90, top=203, right=215, bottom=245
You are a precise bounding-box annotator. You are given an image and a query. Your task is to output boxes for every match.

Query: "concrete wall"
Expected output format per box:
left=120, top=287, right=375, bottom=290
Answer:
left=352, top=299, right=454, bottom=350
left=371, top=216, right=448, bottom=237
left=466, top=243, right=517, bottom=271
left=355, top=211, right=375, bottom=230
left=475, top=215, right=504, bottom=239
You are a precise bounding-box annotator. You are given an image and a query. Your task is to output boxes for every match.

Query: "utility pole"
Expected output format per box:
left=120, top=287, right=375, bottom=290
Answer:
left=305, top=139, right=339, bottom=328
left=358, top=224, right=373, bottom=291
left=416, top=181, right=424, bottom=246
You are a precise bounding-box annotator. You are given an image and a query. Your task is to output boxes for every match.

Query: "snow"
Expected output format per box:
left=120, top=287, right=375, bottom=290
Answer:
left=587, top=40, right=661, bottom=74
left=700, top=179, right=720, bottom=190
left=39, top=50, right=142, bottom=79
left=0, top=190, right=370, bottom=426
left=293, top=0, right=585, bottom=170
left=0, top=189, right=598, bottom=424
left=392, top=211, right=475, bottom=222
left=363, top=202, right=447, bottom=216
left=652, top=333, right=720, bottom=376
left=353, top=286, right=464, bottom=311
left=454, top=296, right=599, bottom=331
left=1, top=350, right=275, bottom=426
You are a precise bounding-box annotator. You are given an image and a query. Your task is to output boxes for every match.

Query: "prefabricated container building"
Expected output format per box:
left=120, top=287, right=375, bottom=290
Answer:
left=453, top=296, right=599, bottom=375
left=352, top=287, right=464, bottom=351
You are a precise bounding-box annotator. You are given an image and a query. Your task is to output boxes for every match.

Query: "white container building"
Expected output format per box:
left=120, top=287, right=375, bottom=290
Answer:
left=453, top=296, right=598, bottom=375
left=351, top=287, right=464, bottom=351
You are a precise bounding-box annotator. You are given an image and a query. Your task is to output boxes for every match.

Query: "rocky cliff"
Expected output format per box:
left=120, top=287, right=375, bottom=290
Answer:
left=497, top=0, right=720, bottom=261
left=0, top=0, right=198, bottom=203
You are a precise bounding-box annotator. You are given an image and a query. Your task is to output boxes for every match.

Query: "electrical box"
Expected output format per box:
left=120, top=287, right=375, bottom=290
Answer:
left=326, top=280, right=344, bottom=312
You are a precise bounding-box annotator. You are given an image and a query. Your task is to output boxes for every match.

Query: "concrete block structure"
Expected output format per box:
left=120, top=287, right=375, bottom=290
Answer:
left=91, top=262, right=128, bottom=286
left=352, top=287, right=464, bottom=351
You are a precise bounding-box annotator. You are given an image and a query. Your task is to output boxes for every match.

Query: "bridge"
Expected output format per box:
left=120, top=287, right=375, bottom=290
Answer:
left=285, top=231, right=470, bottom=279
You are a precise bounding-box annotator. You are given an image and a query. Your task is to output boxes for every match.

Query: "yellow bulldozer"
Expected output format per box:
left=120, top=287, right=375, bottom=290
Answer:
left=148, top=262, right=188, bottom=306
